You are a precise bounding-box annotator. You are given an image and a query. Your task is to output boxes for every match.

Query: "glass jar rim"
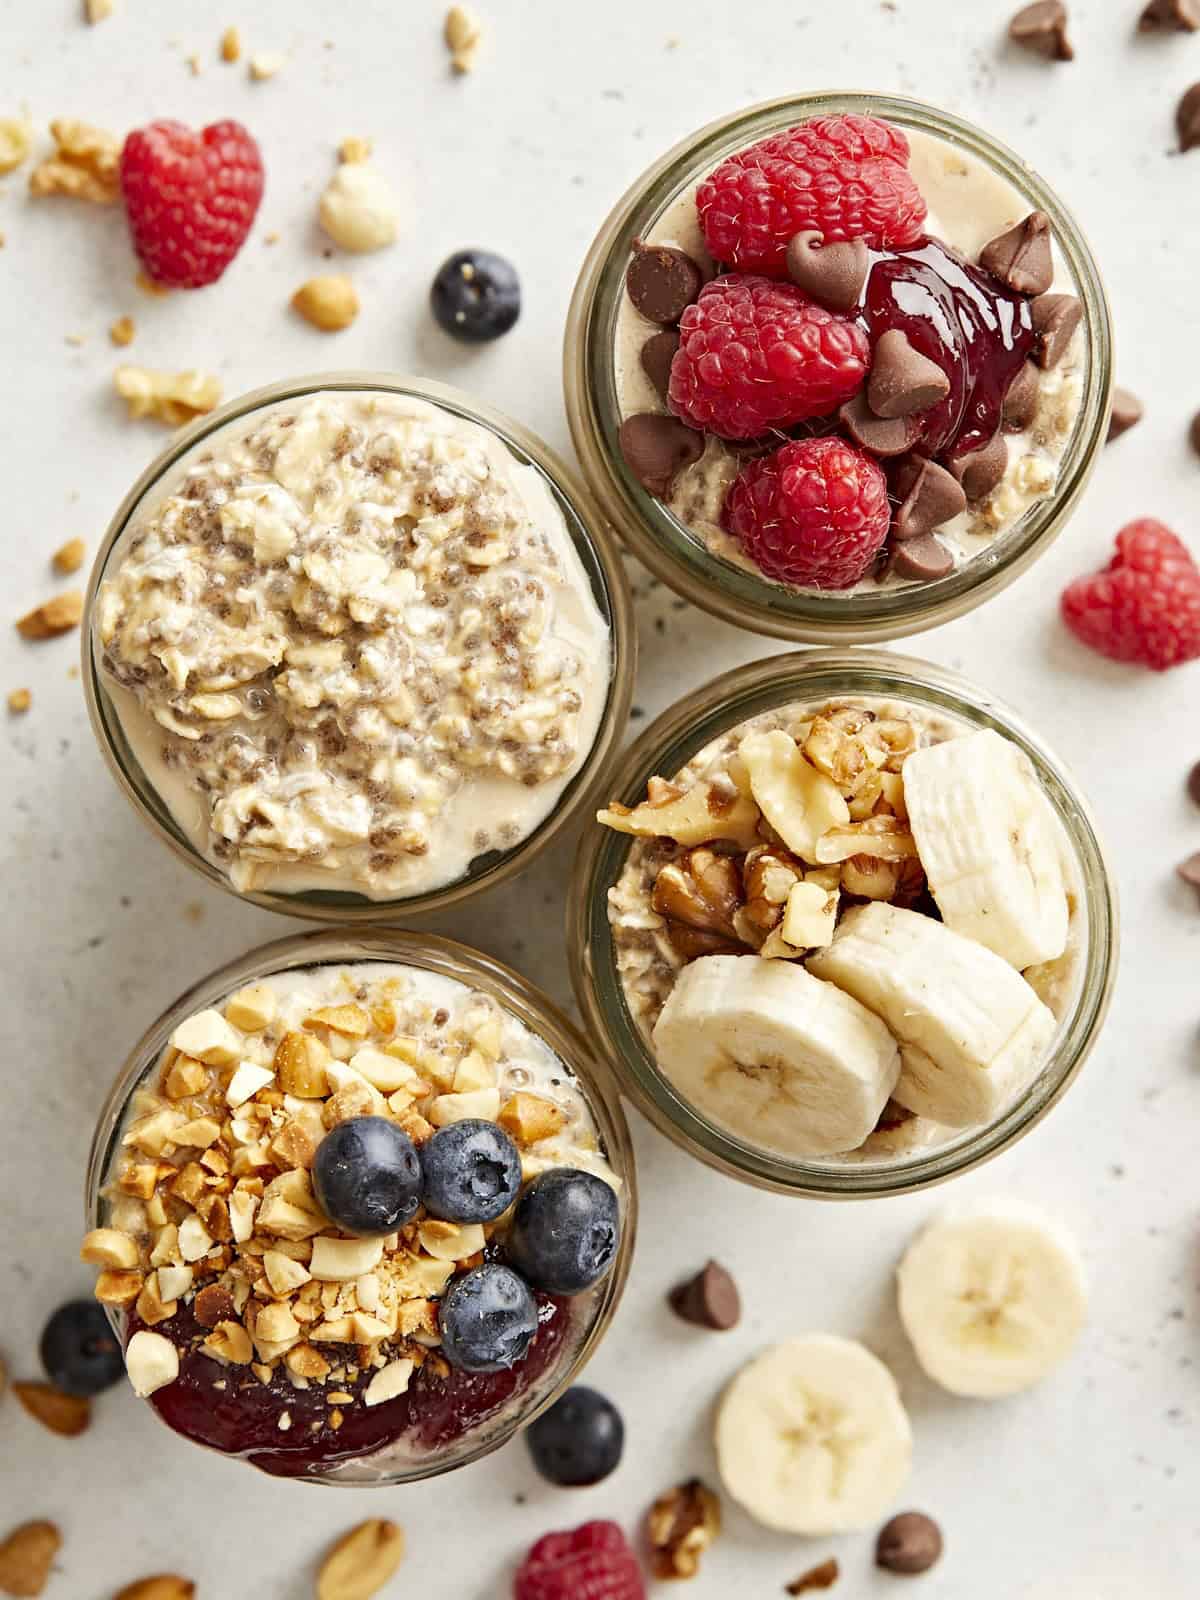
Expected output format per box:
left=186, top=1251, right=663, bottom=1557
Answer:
left=84, top=371, right=636, bottom=922
left=563, top=90, right=1114, bottom=645
left=567, top=647, right=1119, bottom=1198
left=86, top=926, right=638, bottom=1484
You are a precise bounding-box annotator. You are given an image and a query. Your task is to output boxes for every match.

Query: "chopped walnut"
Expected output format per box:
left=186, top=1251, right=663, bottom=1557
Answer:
left=29, top=119, right=120, bottom=203
left=652, top=847, right=744, bottom=939
left=113, top=366, right=221, bottom=426
left=646, top=1479, right=721, bottom=1580
left=813, top=814, right=918, bottom=865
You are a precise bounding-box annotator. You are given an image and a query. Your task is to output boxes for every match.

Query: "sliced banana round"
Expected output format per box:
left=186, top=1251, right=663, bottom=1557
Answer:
left=651, top=955, right=900, bottom=1157
left=901, top=729, right=1070, bottom=970
left=715, top=1335, right=913, bottom=1534
left=807, top=902, right=1055, bottom=1127
left=897, top=1199, right=1087, bottom=1398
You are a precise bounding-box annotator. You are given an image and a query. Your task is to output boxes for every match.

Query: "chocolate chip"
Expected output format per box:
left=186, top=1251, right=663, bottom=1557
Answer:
left=1176, top=851, right=1200, bottom=902
left=1107, top=387, right=1143, bottom=443
left=625, top=239, right=704, bottom=325
left=1140, top=0, right=1199, bottom=30
left=1190, top=410, right=1200, bottom=457
left=1009, top=0, right=1073, bottom=59
left=640, top=330, right=680, bottom=404
left=619, top=413, right=704, bottom=498
left=839, top=392, right=916, bottom=457
left=979, top=211, right=1054, bottom=296
left=1031, top=293, right=1082, bottom=369
left=867, top=330, right=951, bottom=420
left=785, top=230, right=870, bottom=312
left=876, top=1513, right=944, bottom=1575
left=668, top=1260, right=741, bottom=1330
left=949, top=431, right=1009, bottom=500
left=1186, top=759, right=1200, bottom=806
left=786, top=1558, right=840, bottom=1594
left=890, top=533, right=955, bottom=581
left=891, top=455, right=967, bottom=540
left=1178, top=83, right=1200, bottom=150
left=1002, top=360, right=1041, bottom=432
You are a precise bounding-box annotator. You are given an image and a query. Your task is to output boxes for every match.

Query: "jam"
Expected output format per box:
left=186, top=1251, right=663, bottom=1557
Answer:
left=130, top=1294, right=573, bottom=1479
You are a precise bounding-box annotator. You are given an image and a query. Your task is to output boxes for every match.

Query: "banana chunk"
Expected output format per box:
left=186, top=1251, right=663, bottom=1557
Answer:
left=807, top=903, right=1055, bottom=1127
left=715, top=1335, right=912, bottom=1534
left=651, top=955, right=899, bottom=1157
left=902, top=729, right=1069, bottom=969
left=897, top=1199, right=1087, bottom=1397
left=738, top=730, right=850, bottom=864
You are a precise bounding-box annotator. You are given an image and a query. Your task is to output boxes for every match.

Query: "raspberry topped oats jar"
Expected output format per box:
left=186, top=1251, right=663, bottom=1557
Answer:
left=85, top=375, right=633, bottom=918
left=564, top=93, right=1112, bottom=643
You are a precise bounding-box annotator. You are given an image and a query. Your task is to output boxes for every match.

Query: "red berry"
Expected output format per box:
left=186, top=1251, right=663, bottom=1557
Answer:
left=1060, top=519, right=1200, bottom=672
left=514, top=1519, right=645, bottom=1600
left=668, top=274, right=869, bottom=440
left=120, top=119, right=264, bottom=289
left=697, top=114, right=927, bottom=275
left=723, top=436, right=891, bottom=590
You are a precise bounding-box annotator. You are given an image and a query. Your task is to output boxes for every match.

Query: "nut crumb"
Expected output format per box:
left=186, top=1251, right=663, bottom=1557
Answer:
left=135, top=270, right=171, bottom=298
left=85, top=0, right=115, bottom=21
left=338, top=135, right=373, bottom=164
left=444, top=4, right=483, bottom=71
left=29, top=119, right=119, bottom=203
left=0, top=118, right=33, bottom=176
left=64, top=332, right=86, bottom=347
left=249, top=51, right=284, bottom=80
left=7, top=688, right=31, bottom=715
left=53, top=537, right=86, bottom=575
left=185, top=52, right=203, bottom=75
left=263, top=230, right=280, bottom=245
left=114, top=366, right=221, bottom=426
left=16, top=591, right=84, bottom=640
left=220, top=26, right=241, bottom=62
left=646, top=1479, right=721, bottom=1580
left=109, top=315, right=136, bottom=347
left=787, top=1558, right=840, bottom=1594
left=291, top=274, right=360, bottom=332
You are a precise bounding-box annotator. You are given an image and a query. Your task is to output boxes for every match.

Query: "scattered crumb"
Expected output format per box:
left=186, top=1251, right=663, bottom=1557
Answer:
left=135, top=270, right=170, bottom=297
left=109, top=314, right=135, bottom=347
left=65, top=332, right=86, bottom=347
left=263, top=230, right=280, bottom=245
left=16, top=591, right=84, bottom=640
left=68, top=664, right=80, bottom=680
left=0, top=118, right=33, bottom=176
left=184, top=900, right=205, bottom=923
left=665, top=35, right=681, bottom=48
left=444, top=4, right=483, bottom=72
left=29, top=119, right=120, bottom=203
left=186, top=51, right=203, bottom=75
left=338, top=135, right=373, bottom=164
left=787, top=1559, right=839, bottom=1595
left=114, top=365, right=221, bottom=425
left=7, top=688, right=31, bottom=715
left=249, top=52, right=284, bottom=80
left=53, top=537, right=86, bottom=575
left=85, top=0, right=115, bottom=21
left=220, top=25, right=241, bottom=63
left=291, top=273, right=360, bottom=332
left=0, top=232, right=6, bottom=248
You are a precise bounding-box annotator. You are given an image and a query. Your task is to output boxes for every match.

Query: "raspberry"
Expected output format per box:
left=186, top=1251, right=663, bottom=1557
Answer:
left=1060, top=519, right=1200, bottom=671
left=667, top=274, right=869, bottom=440
left=120, top=119, right=264, bottom=289
left=514, top=1519, right=645, bottom=1600
left=723, top=436, right=890, bottom=590
left=697, top=114, right=927, bottom=275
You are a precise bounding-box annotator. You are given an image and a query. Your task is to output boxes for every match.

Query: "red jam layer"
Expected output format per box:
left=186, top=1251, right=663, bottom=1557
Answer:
left=129, top=1295, right=572, bottom=1479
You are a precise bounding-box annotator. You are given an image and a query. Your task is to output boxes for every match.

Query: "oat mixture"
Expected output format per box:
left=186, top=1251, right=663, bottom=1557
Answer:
left=96, top=392, right=610, bottom=899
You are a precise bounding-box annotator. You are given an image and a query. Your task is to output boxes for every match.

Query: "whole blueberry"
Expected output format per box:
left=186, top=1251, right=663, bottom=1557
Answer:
left=439, top=1263, right=539, bottom=1373
left=312, top=1116, right=422, bottom=1237
left=430, top=249, right=521, bottom=343
left=40, top=1299, right=124, bottom=1397
left=527, top=1385, right=625, bottom=1487
left=506, top=1168, right=620, bottom=1296
left=421, top=1118, right=522, bottom=1224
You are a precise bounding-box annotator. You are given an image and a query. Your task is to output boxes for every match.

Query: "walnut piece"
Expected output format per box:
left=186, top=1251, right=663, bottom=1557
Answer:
left=646, top=1479, right=721, bottom=1580
left=29, top=119, right=120, bottom=202
left=813, top=814, right=918, bottom=865
left=652, top=847, right=744, bottom=939
left=599, top=780, right=760, bottom=851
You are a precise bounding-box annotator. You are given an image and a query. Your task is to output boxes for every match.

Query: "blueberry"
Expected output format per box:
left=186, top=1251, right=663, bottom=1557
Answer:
left=506, top=1169, right=620, bottom=1296
left=430, top=250, right=521, bottom=343
left=420, top=1118, right=522, bottom=1224
left=439, top=1263, right=539, bottom=1373
left=527, top=1385, right=624, bottom=1487
left=40, top=1299, right=124, bottom=1397
left=312, top=1116, right=422, bottom=1237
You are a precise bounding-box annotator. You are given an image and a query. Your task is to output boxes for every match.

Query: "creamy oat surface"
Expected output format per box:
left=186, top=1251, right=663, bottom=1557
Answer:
left=96, top=391, right=611, bottom=899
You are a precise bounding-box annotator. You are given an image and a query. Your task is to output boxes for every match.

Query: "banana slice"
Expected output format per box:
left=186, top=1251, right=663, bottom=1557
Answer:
left=738, top=730, right=850, bottom=864
left=897, top=1199, right=1087, bottom=1397
left=807, top=902, right=1055, bottom=1127
left=651, top=955, right=899, bottom=1157
left=902, top=730, right=1069, bottom=969
left=715, top=1335, right=913, bottom=1534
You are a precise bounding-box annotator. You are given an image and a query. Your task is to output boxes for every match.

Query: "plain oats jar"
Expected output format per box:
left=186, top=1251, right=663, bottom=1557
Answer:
left=85, top=928, right=637, bottom=1486
left=563, top=92, right=1113, bottom=644
left=568, top=650, right=1117, bottom=1198
left=84, top=373, right=635, bottom=921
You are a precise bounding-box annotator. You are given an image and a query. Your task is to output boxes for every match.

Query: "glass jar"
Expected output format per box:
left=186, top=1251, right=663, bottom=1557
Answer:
left=563, top=92, right=1113, bottom=644
left=84, top=372, right=635, bottom=921
left=568, top=649, right=1117, bottom=1198
left=85, top=928, right=637, bottom=1484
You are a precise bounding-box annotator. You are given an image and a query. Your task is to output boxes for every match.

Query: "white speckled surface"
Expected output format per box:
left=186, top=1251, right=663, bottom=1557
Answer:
left=1, top=2, right=1197, bottom=1595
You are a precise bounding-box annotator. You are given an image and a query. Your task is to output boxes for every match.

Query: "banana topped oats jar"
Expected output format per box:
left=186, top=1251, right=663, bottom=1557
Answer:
left=568, top=651, right=1117, bottom=1197
left=85, top=375, right=634, bottom=919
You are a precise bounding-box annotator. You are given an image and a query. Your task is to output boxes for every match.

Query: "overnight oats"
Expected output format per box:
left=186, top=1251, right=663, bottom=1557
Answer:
left=87, top=379, right=631, bottom=914
left=565, top=94, right=1111, bottom=642
left=568, top=652, right=1116, bottom=1196
left=82, top=935, right=634, bottom=1483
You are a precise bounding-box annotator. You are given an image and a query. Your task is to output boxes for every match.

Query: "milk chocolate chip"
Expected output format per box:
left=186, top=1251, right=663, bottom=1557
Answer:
left=668, top=1260, right=741, bottom=1330
left=640, top=330, right=680, bottom=404
left=1107, top=387, right=1143, bottom=443
left=949, top=432, right=1009, bottom=500
left=619, top=413, right=704, bottom=498
left=1031, top=293, right=1082, bottom=369
left=979, top=211, right=1054, bottom=296
left=1186, top=759, right=1200, bottom=807
left=1009, top=0, right=1074, bottom=59
left=876, top=1512, right=944, bottom=1575
left=839, top=393, right=916, bottom=457
left=867, top=331, right=951, bottom=419
left=785, top=230, right=870, bottom=312
left=1140, top=0, right=1199, bottom=30
left=625, top=240, right=704, bottom=325
left=1002, top=360, right=1041, bottom=432
left=890, top=534, right=955, bottom=581
left=1178, top=83, right=1200, bottom=150
left=891, top=455, right=967, bottom=540
left=1190, top=410, right=1200, bottom=457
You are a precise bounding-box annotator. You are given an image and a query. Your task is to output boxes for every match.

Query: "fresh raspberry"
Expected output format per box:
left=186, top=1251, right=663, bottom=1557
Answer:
left=120, top=119, right=264, bottom=289
left=667, top=274, right=869, bottom=440
left=514, top=1519, right=645, bottom=1600
left=697, top=114, right=927, bottom=275
left=723, top=436, right=890, bottom=590
left=1060, top=519, right=1200, bottom=671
